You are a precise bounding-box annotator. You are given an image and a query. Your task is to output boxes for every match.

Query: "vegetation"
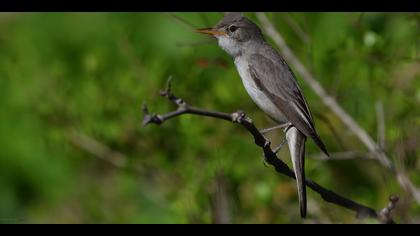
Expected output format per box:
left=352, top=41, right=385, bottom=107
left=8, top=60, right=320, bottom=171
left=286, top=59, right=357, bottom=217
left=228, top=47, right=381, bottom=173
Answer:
left=0, top=12, right=419, bottom=223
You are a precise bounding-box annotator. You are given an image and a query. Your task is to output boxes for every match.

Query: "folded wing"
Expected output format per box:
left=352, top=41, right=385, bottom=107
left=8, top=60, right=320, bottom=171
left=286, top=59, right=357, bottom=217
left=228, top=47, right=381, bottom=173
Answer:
left=248, top=53, right=329, bottom=156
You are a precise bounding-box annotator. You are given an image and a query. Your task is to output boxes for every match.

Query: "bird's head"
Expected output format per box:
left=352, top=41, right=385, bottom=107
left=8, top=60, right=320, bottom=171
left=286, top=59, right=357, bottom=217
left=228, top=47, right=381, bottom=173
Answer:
left=196, top=12, right=264, bottom=58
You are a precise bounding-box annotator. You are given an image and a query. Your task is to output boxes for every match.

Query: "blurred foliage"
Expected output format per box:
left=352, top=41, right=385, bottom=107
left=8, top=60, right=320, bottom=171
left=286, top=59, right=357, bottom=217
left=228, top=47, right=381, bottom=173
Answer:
left=0, top=12, right=419, bottom=223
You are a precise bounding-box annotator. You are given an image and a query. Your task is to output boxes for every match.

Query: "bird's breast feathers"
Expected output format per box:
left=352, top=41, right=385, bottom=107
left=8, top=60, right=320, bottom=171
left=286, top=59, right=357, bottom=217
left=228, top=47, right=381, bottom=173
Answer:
left=234, top=57, right=287, bottom=123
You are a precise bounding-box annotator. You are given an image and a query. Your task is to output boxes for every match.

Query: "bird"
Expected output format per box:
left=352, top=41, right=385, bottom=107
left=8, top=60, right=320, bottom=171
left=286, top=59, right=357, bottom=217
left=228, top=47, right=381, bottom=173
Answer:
left=196, top=12, right=329, bottom=218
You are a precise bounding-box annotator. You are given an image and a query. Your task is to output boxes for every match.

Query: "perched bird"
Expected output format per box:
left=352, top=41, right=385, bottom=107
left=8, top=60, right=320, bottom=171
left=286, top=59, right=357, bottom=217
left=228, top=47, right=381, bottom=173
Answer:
left=197, top=12, right=329, bottom=218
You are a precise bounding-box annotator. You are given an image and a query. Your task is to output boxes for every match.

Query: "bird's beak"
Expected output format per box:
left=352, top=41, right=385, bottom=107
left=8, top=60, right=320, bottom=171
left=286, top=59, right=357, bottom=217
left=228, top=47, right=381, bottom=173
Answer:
left=195, top=28, right=227, bottom=36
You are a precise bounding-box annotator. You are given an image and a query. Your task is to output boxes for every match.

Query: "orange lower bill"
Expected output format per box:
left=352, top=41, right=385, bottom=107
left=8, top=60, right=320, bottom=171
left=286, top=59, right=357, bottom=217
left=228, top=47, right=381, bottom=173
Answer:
left=195, top=28, right=227, bottom=36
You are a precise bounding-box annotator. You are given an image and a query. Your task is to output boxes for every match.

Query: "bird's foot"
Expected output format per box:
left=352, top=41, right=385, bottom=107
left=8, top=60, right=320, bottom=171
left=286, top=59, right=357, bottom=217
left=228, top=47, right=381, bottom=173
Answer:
left=262, top=139, right=272, bottom=167
left=232, top=110, right=246, bottom=123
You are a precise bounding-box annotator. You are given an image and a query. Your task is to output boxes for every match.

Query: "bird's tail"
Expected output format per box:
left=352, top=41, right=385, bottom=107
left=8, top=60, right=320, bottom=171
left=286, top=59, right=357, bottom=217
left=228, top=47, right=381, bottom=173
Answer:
left=285, top=126, right=307, bottom=218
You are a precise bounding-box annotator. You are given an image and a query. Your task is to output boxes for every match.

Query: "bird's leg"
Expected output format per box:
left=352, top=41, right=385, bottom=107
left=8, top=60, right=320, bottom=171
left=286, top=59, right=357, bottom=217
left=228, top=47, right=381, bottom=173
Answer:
left=261, top=122, right=292, bottom=167
left=272, top=122, right=297, bottom=154
left=271, top=122, right=293, bottom=154
left=282, top=122, right=294, bottom=133
left=259, top=123, right=290, bottom=134
left=273, top=138, right=287, bottom=154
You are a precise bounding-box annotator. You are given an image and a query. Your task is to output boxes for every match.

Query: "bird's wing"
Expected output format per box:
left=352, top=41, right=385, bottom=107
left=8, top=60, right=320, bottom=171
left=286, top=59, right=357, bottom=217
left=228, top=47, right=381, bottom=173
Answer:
left=248, top=53, right=329, bottom=156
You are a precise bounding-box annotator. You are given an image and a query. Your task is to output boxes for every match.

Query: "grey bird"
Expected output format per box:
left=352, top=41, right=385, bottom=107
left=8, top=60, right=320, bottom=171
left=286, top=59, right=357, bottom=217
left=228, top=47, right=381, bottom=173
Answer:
left=196, top=12, right=329, bottom=218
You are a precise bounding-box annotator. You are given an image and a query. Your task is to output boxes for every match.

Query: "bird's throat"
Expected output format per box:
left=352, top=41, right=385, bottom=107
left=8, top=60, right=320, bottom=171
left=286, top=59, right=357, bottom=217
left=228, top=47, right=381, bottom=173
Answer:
left=217, top=36, right=242, bottom=58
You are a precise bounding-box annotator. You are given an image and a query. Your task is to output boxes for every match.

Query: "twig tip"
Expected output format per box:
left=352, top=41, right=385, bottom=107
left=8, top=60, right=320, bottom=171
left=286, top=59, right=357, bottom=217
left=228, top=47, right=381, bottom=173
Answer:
left=389, top=195, right=399, bottom=203
left=160, top=76, right=174, bottom=97
left=142, top=103, right=149, bottom=114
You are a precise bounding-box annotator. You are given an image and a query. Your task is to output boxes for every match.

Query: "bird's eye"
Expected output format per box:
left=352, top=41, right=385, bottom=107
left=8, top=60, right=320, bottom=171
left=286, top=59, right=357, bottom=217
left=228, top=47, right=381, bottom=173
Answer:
left=228, top=25, right=238, bottom=32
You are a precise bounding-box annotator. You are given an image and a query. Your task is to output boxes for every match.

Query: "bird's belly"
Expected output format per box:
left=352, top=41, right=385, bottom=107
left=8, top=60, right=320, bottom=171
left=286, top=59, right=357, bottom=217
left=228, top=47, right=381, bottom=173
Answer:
left=235, top=59, right=287, bottom=123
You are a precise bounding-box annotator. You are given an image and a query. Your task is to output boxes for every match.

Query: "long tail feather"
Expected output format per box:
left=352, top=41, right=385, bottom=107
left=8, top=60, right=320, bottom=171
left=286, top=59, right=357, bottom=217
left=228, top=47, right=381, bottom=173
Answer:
left=285, top=127, right=307, bottom=218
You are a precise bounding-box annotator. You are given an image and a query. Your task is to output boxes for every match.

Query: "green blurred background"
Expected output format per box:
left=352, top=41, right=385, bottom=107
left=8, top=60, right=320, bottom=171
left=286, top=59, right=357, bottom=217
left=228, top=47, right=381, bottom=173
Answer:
left=0, top=12, right=419, bottom=223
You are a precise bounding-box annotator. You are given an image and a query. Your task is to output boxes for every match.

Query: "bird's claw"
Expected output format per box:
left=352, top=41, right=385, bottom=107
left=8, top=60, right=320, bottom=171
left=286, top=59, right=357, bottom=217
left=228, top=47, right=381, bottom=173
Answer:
left=232, top=110, right=246, bottom=123
left=263, top=139, right=271, bottom=149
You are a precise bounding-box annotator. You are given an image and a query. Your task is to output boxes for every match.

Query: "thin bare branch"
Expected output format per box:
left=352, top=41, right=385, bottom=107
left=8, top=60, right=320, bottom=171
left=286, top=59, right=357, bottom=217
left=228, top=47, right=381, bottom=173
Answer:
left=255, top=12, right=420, bottom=204
left=142, top=78, right=395, bottom=223
left=312, top=151, right=376, bottom=161
left=166, top=13, right=197, bottom=29
left=282, top=13, right=311, bottom=44
left=211, top=173, right=231, bottom=224
left=68, top=130, right=127, bottom=168
left=375, top=101, right=386, bottom=149
left=198, top=12, right=211, bottom=28
left=379, top=195, right=399, bottom=224
left=314, top=111, right=346, bottom=149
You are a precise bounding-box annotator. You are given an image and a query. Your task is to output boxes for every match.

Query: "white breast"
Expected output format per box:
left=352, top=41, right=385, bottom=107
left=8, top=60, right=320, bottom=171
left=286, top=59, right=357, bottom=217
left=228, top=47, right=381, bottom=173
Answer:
left=234, top=57, right=287, bottom=123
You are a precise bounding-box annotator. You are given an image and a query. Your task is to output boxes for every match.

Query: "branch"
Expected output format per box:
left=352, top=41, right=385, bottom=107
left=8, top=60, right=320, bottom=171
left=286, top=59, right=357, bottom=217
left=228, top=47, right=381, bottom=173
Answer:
left=379, top=195, right=399, bottom=224
left=68, top=130, right=144, bottom=173
left=282, top=13, right=311, bottom=44
left=69, top=130, right=127, bottom=168
left=312, top=151, right=376, bottom=161
left=165, top=13, right=197, bottom=29
left=255, top=12, right=420, bottom=204
left=211, top=172, right=231, bottom=224
left=375, top=101, right=385, bottom=149
left=142, top=78, right=396, bottom=223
